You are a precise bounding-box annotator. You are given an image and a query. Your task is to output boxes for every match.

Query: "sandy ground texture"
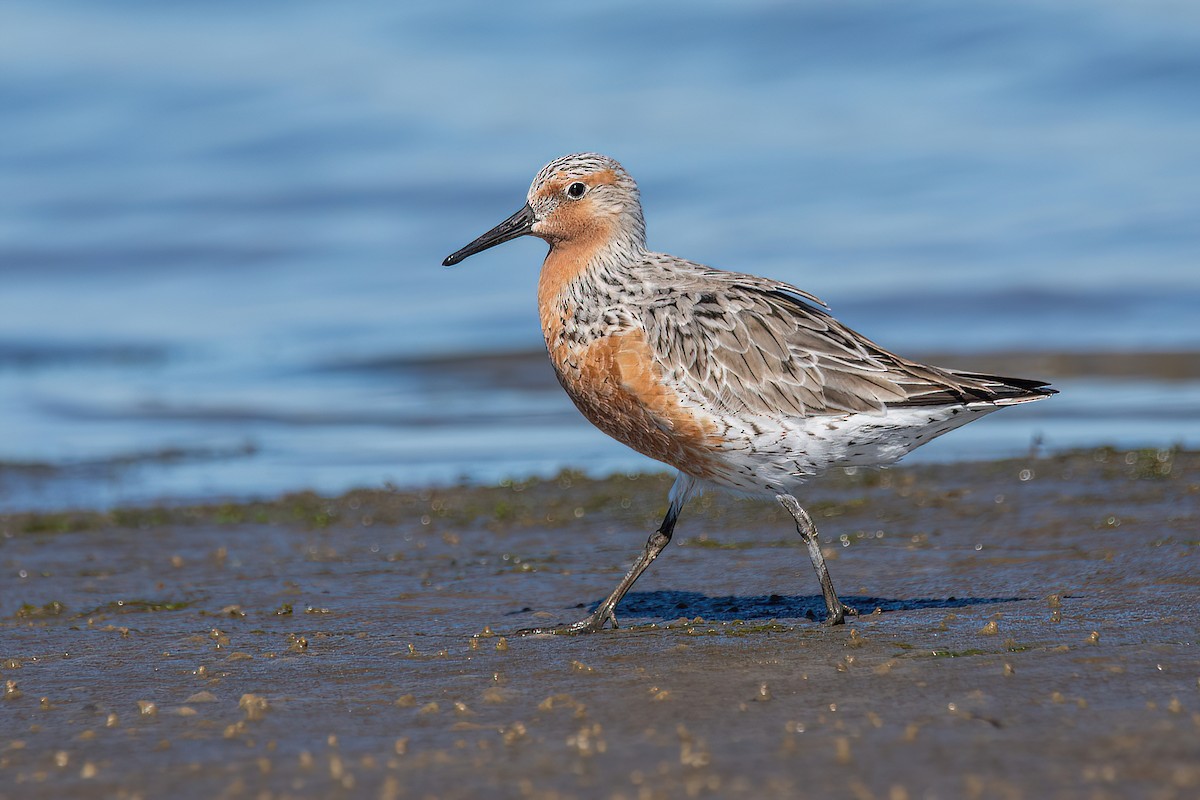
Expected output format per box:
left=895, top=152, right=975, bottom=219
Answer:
left=1, top=447, right=1198, bottom=799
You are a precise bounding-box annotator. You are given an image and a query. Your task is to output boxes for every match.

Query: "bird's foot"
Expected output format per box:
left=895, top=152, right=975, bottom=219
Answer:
left=825, top=603, right=859, bottom=626
left=514, top=607, right=616, bottom=636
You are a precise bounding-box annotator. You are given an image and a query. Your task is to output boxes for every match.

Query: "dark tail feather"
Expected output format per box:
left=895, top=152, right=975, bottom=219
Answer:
left=890, top=370, right=1058, bottom=408
left=950, top=371, right=1058, bottom=404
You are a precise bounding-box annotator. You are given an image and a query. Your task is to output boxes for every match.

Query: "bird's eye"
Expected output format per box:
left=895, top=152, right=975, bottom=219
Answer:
left=566, top=182, right=587, bottom=199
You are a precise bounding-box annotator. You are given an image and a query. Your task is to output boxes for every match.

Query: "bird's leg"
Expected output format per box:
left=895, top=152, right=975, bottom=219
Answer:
left=777, top=494, right=858, bottom=625
left=516, top=474, right=697, bottom=635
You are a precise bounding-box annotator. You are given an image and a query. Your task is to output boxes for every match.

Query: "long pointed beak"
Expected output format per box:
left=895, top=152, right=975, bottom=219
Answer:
left=442, top=204, right=536, bottom=266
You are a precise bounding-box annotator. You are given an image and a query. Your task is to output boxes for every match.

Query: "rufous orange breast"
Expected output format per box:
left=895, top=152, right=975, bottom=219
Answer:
left=538, top=251, right=721, bottom=479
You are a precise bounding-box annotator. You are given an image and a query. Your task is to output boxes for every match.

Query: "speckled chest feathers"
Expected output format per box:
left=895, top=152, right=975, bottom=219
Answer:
left=538, top=259, right=724, bottom=480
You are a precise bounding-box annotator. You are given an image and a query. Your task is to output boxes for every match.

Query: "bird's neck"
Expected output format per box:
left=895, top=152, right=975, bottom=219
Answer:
left=537, top=225, right=644, bottom=327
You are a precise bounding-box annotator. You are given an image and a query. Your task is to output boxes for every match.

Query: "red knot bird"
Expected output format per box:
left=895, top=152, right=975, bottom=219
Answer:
left=443, top=152, right=1056, bottom=634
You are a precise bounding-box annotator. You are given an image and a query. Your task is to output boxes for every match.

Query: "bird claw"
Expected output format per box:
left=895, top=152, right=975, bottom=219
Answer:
left=825, top=603, right=859, bottom=626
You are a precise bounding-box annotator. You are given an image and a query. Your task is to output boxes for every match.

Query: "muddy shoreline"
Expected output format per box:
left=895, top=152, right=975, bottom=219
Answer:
left=2, top=447, right=1198, bottom=798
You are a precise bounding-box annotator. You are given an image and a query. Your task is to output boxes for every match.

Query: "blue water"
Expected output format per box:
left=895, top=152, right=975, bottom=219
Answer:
left=2, top=1, right=1199, bottom=511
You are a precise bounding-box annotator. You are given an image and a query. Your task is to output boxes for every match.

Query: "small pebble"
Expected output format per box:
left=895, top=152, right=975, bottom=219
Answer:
left=185, top=691, right=217, bottom=703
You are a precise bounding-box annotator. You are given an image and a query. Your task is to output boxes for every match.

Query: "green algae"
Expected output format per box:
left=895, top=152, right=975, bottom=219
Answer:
left=13, top=601, right=67, bottom=619
left=4, top=447, right=1196, bottom=544
left=78, top=599, right=193, bottom=616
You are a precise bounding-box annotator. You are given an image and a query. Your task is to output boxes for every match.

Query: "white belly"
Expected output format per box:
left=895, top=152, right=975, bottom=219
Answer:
left=698, top=403, right=1000, bottom=497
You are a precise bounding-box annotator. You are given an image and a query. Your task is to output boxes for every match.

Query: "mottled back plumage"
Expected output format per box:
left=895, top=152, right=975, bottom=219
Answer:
left=622, top=256, right=1049, bottom=417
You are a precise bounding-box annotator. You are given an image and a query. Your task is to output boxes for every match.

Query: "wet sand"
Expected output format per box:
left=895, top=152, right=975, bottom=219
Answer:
left=2, top=447, right=1198, bottom=799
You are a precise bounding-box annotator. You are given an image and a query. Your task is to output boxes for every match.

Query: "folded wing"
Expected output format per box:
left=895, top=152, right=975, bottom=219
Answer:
left=638, top=265, right=1054, bottom=418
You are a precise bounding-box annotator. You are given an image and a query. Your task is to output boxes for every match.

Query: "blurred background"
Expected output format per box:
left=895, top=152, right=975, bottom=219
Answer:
left=2, top=0, right=1198, bottom=511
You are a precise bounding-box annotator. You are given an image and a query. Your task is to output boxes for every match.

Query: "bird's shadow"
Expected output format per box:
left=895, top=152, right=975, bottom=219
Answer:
left=521, top=590, right=1022, bottom=623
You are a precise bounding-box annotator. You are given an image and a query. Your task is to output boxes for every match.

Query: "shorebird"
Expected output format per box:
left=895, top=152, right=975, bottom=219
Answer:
left=443, top=152, right=1055, bottom=634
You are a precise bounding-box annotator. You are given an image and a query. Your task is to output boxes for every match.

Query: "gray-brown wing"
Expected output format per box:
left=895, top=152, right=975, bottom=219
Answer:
left=638, top=266, right=1033, bottom=417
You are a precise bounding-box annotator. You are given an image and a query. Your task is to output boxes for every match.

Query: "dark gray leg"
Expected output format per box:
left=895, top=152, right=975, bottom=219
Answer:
left=517, top=474, right=697, bottom=635
left=777, top=494, right=857, bottom=625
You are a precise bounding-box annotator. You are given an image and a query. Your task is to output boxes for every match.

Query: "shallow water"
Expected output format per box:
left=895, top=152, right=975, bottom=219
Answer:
left=2, top=1, right=1200, bottom=510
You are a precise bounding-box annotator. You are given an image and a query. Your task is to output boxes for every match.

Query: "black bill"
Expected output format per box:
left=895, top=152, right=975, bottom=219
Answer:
left=442, top=204, right=536, bottom=266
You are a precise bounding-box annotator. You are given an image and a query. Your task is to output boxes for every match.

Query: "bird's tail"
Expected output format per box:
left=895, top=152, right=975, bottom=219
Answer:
left=948, top=371, right=1058, bottom=406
